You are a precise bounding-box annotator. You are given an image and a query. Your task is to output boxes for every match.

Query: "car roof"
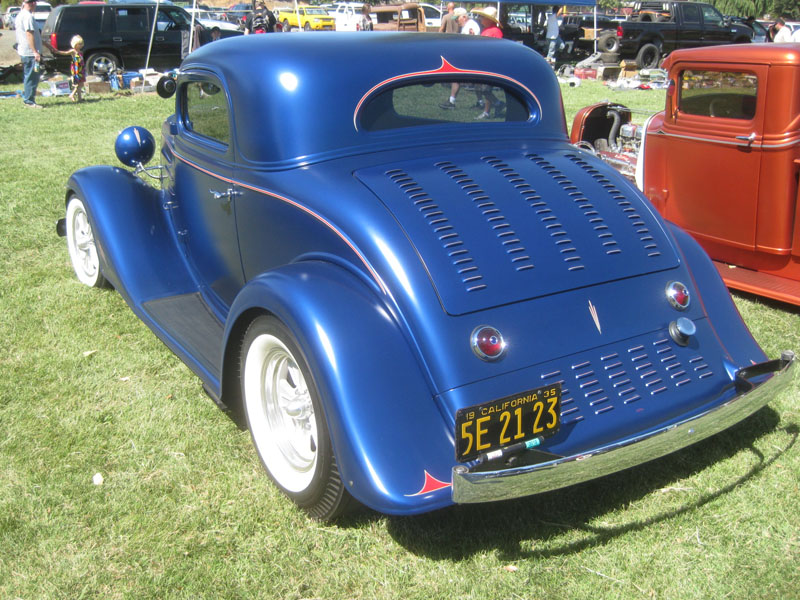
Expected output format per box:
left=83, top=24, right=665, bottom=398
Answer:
left=663, top=42, right=800, bottom=70
left=181, top=33, right=564, bottom=165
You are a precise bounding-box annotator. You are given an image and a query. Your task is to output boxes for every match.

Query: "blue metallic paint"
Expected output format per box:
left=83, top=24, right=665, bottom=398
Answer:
left=63, top=33, right=793, bottom=515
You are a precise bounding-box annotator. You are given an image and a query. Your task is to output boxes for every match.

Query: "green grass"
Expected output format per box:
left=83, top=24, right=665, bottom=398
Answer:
left=1, top=80, right=798, bottom=600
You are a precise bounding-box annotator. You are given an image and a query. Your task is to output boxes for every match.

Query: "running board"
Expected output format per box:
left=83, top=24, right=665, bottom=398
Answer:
left=142, top=292, right=225, bottom=380
left=714, top=260, right=800, bottom=307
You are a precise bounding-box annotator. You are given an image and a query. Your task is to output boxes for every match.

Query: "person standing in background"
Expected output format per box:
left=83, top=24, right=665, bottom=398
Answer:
left=772, top=18, right=792, bottom=43
left=439, top=2, right=459, bottom=33
left=545, top=5, right=564, bottom=63
left=360, top=4, right=373, bottom=31
left=15, top=0, right=43, bottom=108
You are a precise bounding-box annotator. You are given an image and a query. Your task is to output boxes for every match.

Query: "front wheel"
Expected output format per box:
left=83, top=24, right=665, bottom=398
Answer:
left=241, top=315, right=352, bottom=520
left=65, top=195, right=109, bottom=288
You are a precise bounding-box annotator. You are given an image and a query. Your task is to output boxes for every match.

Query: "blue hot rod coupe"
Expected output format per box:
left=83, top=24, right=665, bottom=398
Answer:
left=58, top=33, right=795, bottom=519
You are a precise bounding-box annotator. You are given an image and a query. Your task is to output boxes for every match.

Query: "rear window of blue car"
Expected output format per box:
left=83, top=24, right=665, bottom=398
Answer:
left=359, top=79, right=533, bottom=132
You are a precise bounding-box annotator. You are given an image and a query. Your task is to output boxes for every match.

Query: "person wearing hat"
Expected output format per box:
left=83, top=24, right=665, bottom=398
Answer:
left=456, top=8, right=480, bottom=35
left=15, top=0, right=44, bottom=108
left=772, top=18, right=792, bottom=43
left=473, top=6, right=502, bottom=38
left=474, top=7, right=504, bottom=119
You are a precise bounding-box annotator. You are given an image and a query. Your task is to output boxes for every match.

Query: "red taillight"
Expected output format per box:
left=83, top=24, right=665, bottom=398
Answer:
left=616, top=25, right=623, bottom=37
left=666, top=281, right=691, bottom=310
left=50, top=33, right=58, bottom=49
left=471, top=326, right=506, bottom=361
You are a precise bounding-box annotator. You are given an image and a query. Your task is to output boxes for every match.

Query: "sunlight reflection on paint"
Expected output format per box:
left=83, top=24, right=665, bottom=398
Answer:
left=279, top=72, right=299, bottom=92
left=315, top=322, right=336, bottom=372
left=375, top=237, right=414, bottom=301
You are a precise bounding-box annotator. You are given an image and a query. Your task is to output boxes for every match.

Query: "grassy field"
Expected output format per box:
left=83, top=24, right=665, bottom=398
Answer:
left=1, top=79, right=798, bottom=600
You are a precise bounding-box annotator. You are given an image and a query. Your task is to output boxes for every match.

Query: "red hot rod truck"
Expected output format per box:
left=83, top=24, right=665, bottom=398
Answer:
left=572, top=43, right=800, bottom=307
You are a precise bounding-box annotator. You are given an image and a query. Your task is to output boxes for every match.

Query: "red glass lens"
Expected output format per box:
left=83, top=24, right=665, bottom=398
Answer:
left=472, top=326, right=506, bottom=360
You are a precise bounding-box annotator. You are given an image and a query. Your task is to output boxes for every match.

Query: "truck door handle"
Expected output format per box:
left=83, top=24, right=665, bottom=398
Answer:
left=735, top=132, right=756, bottom=146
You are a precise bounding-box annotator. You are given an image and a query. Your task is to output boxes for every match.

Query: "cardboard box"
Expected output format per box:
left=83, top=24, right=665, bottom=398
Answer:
left=582, top=27, right=600, bottom=39
left=48, top=80, right=71, bottom=96
left=86, top=81, right=111, bottom=94
left=597, top=65, right=621, bottom=80
left=619, top=60, right=639, bottom=77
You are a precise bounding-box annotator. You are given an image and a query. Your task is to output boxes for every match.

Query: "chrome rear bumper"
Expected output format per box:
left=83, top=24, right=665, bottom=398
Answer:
left=452, top=352, right=796, bottom=504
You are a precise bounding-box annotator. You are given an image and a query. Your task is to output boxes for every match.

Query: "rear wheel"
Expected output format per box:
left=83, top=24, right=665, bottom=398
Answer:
left=86, top=51, right=119, bottom=76
left=65, top=195, right=108, bottom=288
left=303, top=22, right=311, bottom=31
left=283, top=18, right=291, bottom=32
left=635, top=43, right=660, bottom=69
left=241, top=315, right=352, bottom=520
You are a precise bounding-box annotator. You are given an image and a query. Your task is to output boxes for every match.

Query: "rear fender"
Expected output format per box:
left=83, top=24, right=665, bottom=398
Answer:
left=224, top=261, right=456, bottom=514
left=66, top=166, right=195, bottom=303
left=666, top=223, right=766, bottom=366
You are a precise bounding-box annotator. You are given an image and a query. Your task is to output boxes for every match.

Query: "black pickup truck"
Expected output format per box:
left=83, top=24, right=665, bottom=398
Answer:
left=603, top=1, right=752, bottom=69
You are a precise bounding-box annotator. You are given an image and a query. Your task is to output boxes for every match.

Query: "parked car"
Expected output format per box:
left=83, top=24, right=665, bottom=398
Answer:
left=42, top=3, right=240, bottom=75
left=328, top=1, right=362, bottom=32
left=418, top=2, right=441, bottom=30
left=185, top=7, right=240, bottom=31
left=784, top=21, right=800, bottom=34
left=613, top=1, right=753, bottom=69
left=507, top=12, right=532, bottom=34
left=277, top=5, right=335, bottom=31
left=369, top=3, right=425, bottom=31
left=3, top=6, right=20, bottom=29
left=571, top=43, right=800, bottom=306
left=33, top=1, right=51, bottom=27
left=222, top=2, right=250, bottom=28
left=559, top=13, right=617, bottom=54
left=728, top=15, right=768, bottom=42
left=57, top=33, right=795, bottom=519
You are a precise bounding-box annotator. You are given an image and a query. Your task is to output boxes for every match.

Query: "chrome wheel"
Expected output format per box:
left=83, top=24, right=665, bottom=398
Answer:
left=66, top=196, right=107, bottom=288
left=244, top=331, right=318, bottom=492
left=241, top=316, right=352, bottom=519
left=87, top=52, right=118, bottom=76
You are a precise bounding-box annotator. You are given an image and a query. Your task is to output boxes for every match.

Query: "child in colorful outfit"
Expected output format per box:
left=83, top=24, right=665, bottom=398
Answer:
left=54, top=35, right=86, bottom=102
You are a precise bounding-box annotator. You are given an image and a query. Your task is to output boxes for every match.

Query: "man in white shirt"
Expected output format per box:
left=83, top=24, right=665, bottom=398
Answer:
left=457, top=8, right=480, bottom=35
left=773, top=18, right=793, bottom=43
left=15, top=0, right=43, bottom=108
left=545, top=6, right=564, bottom=63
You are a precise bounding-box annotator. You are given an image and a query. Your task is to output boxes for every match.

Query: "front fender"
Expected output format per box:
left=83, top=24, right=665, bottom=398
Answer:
left=67, top=166, right=195, bottom=303
left=225, top=261, right=456, bottom=515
